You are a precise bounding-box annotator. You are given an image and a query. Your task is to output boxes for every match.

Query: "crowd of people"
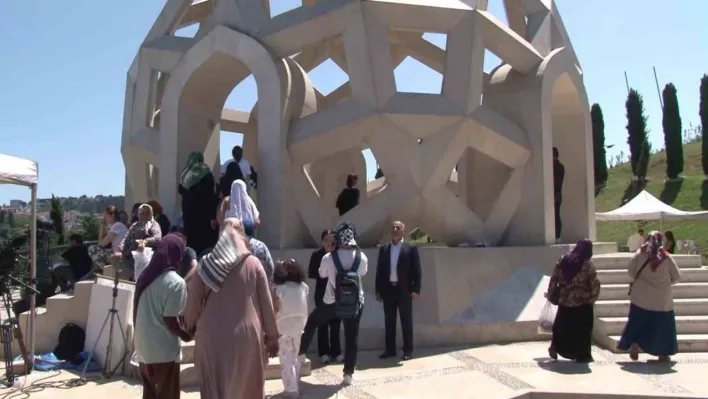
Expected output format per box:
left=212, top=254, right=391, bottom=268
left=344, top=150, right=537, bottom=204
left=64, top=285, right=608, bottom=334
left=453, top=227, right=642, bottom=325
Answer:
left=48, top=143, right=686, bottom=398
left=65, top=145, right=420, bottom=398
left=547, top=232, right=681, bottom=364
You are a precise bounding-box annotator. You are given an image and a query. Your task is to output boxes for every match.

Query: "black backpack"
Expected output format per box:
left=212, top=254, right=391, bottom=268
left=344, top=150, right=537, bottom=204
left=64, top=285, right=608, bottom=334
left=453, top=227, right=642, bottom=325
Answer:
left=54, top=323, right=86, bottom=363
left=332, top=250, right=363, bottom=319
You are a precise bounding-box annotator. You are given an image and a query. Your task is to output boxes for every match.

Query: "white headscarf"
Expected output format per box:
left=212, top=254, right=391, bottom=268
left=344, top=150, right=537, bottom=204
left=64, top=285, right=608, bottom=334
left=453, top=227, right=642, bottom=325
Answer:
left=225, top=179, right=259, bottom=223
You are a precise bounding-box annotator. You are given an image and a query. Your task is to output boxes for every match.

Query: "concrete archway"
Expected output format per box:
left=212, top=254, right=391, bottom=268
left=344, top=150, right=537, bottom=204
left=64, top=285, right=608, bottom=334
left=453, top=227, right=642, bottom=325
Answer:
left=540, top=49, right=595, bottom=243
left=159, top=26, right=287, bottom=246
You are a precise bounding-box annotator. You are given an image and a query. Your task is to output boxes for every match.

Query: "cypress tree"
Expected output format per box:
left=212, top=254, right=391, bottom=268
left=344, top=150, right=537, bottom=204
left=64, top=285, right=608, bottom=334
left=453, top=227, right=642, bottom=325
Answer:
left=662, top=83, right=684, bottom=179
left=591, top=103, right=608, bottom=185
left=701, top=75, right=708, bottom=176
left=636, top=139, right=651, bottom=182
left=8, top=212, right=15, bottom=229
left=50, top=195, right=65, bottom=245
left=626, top=89, right=649, bottom=176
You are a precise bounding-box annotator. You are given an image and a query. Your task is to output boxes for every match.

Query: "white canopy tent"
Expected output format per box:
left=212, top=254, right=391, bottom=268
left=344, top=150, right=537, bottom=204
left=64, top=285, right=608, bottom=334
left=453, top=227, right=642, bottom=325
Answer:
left=0, top=153, right=38, bottom=367
left=596, top=189, right=708, bottom=223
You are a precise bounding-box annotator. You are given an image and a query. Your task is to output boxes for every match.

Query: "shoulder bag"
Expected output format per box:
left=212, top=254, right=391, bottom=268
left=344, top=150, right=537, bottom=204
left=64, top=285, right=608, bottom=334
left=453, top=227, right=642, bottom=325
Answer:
left=627, top=258, right=652, bottom=296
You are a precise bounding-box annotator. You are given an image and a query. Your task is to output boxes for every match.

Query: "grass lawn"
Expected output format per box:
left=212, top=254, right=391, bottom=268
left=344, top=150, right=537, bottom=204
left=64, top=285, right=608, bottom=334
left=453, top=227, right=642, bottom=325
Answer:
left=595, top=141, right=708, bottom=261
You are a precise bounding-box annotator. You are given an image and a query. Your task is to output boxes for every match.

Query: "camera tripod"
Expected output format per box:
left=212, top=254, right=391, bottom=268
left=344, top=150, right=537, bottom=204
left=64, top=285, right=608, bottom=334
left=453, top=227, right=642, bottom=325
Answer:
left=80, top=268, right=128, bottom=379
left=0, top=275, right=35, bottom=387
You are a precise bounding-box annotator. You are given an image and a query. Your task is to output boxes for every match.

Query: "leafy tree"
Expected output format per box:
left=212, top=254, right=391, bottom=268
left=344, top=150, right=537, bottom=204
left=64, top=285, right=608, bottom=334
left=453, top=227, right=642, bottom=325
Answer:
left=662, top=83, right=684, bottom=179
left=701, top=75, right=708, bottom=176
left=591, top=103, right=608, bottom=185
left=77, top=214, right=100, bottom=241
left=49, top=194, right=65, bottom=245
left=636, top=140, right=651, bottom=182
left=8, top=212, right=15, bottom=229
left=626, top=89, right=650, bottom=176
left=0, top=210, right=4, bottom=225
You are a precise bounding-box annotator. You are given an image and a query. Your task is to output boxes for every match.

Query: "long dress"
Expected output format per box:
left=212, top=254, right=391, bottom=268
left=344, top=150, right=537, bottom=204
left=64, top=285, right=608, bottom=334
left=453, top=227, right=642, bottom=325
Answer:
left=179, top=173, right=219, bottom=256
left=617, top=253, right=681, bottom=356
left=549, top=260, right=601, bottom=361
left=185, top=256, right=279, bottom=399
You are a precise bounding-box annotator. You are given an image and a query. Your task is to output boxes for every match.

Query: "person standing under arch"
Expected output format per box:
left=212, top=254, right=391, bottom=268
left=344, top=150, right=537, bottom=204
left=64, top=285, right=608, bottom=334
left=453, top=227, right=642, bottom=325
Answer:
left=553, top=147, right=565, bottom=243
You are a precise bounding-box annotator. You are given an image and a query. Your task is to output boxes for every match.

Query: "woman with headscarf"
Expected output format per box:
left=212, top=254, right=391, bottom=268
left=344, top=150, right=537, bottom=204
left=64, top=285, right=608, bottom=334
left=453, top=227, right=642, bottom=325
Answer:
left=147, top=200, right=171, bottom=237
left=133, top=234, right=191, bottom=399
left=184, top=218, right=279, bottom=399
left=617, top=231, right=681, bottom=362
left=242, top=219, right=274, bottom=284
left=178, top=151, right=219, bottom=256
left=546, top=239, right=601, bottom=363
left=116, top=204, right=162, bottom=280
left=217, top=179, right=260, bottom=228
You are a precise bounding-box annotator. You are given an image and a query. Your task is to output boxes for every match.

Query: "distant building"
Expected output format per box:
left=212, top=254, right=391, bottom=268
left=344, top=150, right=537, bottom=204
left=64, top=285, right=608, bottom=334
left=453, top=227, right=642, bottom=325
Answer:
left=8, top=200, right=26, bottom=210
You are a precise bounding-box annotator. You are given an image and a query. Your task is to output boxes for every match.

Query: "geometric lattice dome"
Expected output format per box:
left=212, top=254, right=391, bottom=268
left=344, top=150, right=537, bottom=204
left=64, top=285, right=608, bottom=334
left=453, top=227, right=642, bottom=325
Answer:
left=122, top=0, right=595, bottom=248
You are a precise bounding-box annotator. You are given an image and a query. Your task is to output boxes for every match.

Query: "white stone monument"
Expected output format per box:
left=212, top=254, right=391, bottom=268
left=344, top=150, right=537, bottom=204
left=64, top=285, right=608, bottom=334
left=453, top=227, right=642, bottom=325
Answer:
left=121, top=0, right=595, bottom=249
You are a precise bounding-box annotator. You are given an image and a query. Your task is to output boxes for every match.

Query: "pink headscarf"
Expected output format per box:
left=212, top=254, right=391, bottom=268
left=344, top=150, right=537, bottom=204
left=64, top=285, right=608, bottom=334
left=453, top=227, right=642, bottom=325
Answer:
left=640, top=231, right=668, bottom=272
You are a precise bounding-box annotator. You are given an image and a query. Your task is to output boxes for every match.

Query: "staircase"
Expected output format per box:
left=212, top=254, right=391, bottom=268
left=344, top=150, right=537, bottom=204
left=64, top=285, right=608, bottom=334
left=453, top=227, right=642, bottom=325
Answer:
left=145, top=340, right=313, bottom=388
left=593, top=252, right=708, bottom=352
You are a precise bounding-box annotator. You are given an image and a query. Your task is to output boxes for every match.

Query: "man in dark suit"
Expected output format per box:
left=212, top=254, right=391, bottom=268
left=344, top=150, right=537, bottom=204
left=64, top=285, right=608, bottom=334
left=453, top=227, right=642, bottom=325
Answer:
left=375, top=221, right=421, bottom=360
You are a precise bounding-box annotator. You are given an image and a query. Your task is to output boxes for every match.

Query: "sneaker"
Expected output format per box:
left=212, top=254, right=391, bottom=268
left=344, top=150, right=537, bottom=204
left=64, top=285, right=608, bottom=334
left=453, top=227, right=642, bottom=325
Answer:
left=342, top=374, right=353, bottom=386
left=320, top=355, right=331, bottom=364
left=334, top=354, right=345, bottom=363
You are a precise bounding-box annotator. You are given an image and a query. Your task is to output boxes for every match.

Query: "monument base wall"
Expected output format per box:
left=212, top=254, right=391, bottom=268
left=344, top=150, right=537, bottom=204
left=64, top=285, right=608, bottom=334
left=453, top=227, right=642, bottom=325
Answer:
left=272, top=242, right=617, bottom=351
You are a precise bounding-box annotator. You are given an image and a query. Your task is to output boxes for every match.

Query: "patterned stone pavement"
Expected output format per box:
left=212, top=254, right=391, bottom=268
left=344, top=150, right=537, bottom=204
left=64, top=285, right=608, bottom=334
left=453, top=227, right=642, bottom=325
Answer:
left=3, top=342, right=708, bottom=398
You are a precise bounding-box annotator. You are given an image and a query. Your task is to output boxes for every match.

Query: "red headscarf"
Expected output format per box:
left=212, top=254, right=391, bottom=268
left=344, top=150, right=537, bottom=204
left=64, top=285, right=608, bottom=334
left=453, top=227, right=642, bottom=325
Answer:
left=640, top=231, right=668, bottom=272
left=133, top=234, right=186, bottom=324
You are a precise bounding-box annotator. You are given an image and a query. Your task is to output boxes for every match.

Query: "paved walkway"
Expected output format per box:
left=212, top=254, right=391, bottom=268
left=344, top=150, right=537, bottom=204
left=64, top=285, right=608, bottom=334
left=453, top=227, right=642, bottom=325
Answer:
left=2, top=342, right=708, bottom=398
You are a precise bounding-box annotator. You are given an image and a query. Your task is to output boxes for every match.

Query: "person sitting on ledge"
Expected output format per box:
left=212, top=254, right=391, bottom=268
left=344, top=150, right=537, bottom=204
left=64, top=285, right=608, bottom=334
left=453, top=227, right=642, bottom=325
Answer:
left=336, top=174, right=360, bottom=216
left=53, top=233, right=93, bottom=293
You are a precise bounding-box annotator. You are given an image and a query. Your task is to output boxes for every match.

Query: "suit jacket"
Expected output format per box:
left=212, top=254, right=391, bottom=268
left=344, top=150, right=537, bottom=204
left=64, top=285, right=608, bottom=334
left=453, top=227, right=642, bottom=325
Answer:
left=375, top=242, right=422, bottom=296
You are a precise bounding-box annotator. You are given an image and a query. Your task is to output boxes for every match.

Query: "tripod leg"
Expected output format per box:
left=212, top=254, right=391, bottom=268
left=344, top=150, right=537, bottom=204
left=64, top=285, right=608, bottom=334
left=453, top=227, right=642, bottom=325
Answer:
left=2, top=324, right=15, bottom=386
left=108, top=313, right=130, bottom=376
left=81, top=310, right=112, bottom=378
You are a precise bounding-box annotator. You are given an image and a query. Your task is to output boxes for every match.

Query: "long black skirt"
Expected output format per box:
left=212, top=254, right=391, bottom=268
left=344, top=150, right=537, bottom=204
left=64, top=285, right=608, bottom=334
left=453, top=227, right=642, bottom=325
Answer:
left=551, top=303, right=594, bottom=361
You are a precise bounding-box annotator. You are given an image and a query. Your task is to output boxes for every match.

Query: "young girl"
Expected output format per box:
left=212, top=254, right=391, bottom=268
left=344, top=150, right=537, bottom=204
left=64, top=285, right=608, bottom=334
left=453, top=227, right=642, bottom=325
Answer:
left=272, top=259, right=309, bottom=398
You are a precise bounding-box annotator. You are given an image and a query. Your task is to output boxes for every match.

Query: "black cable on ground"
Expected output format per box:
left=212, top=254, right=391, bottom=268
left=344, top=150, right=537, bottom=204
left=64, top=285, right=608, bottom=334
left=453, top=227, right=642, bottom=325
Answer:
left=0, top=372, right=100, bottom=399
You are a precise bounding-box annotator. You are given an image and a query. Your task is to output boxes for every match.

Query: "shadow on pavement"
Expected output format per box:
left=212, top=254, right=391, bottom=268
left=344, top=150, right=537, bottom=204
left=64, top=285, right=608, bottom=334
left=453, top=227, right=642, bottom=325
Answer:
left=533, top=357, right=592, bottom=375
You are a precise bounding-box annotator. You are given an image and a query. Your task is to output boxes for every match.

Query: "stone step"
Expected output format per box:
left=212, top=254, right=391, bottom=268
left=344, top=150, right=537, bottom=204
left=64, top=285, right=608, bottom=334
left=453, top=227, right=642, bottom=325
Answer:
left=597, top=268, right=708, bottom=284
left=600, top=315, right=708, bottom=335
left=608, top=334, right=708, bottom=352
left=595, top=298, right=708, bottom=318
left=175, top=356, right=312, bottom=388
left=592, top=253, right=702, bottom=270
left=598, top=282, right=708, bottom=300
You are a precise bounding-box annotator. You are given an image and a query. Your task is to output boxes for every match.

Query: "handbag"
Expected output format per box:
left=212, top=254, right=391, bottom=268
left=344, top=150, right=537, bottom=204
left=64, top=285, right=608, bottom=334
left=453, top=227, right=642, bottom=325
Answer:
left=627, top=258, right=652, bottom=296
left=548, top=281, right=562, bottom=306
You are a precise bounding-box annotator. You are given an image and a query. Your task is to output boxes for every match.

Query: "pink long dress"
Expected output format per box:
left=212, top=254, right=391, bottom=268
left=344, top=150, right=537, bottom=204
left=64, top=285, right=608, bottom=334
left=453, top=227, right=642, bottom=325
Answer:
left=185, top=255, right=278, bottom=398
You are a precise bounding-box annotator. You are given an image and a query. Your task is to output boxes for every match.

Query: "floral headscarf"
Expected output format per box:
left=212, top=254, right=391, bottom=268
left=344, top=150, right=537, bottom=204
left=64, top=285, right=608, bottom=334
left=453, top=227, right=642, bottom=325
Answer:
left=641, top=231, right=668, bottom=272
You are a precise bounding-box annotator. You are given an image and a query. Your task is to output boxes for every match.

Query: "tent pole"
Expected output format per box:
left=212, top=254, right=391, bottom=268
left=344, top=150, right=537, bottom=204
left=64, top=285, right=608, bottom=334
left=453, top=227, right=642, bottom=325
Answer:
left=28, top=183, right=37, bottom=365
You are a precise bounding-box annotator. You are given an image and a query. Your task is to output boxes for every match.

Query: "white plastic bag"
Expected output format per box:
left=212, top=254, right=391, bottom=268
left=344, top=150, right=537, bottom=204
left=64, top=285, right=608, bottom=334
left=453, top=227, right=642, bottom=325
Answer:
left=132, top=247, right=154, bottom=282
left=537, top=300, right=557, bottom=334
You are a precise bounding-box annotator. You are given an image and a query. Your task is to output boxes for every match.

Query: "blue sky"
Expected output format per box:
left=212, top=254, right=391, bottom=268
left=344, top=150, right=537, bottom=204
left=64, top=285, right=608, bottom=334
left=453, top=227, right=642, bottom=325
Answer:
left=1, top=0, right=707, bottom=205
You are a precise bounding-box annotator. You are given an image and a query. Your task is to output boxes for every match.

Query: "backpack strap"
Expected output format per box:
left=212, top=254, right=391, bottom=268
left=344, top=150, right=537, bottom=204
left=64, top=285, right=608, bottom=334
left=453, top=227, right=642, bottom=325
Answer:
left=332, top=251, right=345, bottom=274
left=331, top=250, right=361, bottom=274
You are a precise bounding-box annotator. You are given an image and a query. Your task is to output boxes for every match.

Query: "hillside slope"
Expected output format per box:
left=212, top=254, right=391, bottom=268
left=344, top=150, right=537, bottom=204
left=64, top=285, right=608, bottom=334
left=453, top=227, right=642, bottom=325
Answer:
left=596, top=141, right=708, bottom=259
